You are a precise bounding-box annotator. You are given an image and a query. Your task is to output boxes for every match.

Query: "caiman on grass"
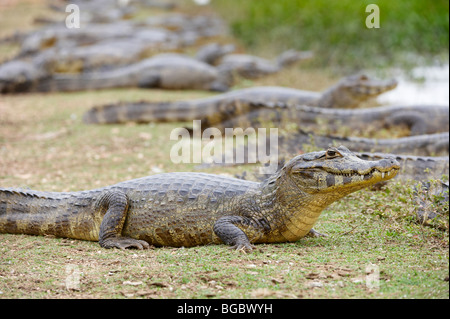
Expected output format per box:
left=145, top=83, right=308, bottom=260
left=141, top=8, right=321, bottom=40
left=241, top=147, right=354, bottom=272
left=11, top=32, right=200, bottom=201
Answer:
left=0, top=147, right=399, bottom=251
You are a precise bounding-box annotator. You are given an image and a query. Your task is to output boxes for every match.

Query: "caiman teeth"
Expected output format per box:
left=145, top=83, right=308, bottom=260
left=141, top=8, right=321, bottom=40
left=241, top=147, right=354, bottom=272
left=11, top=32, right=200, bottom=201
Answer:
left=325, top=167, right=396, bottom=179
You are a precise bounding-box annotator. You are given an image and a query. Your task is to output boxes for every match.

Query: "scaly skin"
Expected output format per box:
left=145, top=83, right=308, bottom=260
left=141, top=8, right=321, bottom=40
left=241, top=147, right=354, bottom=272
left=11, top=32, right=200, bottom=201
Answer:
left=0, top=42, right=232, bottom=93
left=83, top=95, right=447, bottom=137
left=29, top=54, right=231, bottom=93
left=203, top=131, right=448, bottom=169
left=0, top=146, right=399, bottom=250
left=82, top=74, right=398, bottom=124
left=356, top=152, right=449, bottom=182
left=216, top=50, right=313, bottom=79
left=276, top=130, right=449, bottom=157
left=241, top=153, right=448, bottom=183
left=209, top=102, right=449, bottom=136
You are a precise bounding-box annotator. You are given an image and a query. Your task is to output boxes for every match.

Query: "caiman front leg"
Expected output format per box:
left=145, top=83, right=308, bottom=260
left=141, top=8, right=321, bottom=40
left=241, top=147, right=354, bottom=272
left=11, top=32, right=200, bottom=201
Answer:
left=98, top=191, right=150, bottom=250
left=307, top=228, right=328, bottom=238
left=213, top=216, right=264, bottom=252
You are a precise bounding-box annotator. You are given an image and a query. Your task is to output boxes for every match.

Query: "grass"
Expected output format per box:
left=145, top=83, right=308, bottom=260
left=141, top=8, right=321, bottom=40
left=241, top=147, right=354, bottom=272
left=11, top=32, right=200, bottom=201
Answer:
left=0, top=0, right=449, bottom=300
left=211, top=0, right=449, bottom=71
left=0, top=88, right=448, bottom=299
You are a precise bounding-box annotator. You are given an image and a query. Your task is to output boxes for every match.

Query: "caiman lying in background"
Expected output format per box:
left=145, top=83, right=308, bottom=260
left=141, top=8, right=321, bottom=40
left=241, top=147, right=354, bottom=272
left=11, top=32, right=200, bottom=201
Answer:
left=0, top=147, right=399, bottom=250
left=16, top=13, right=226, bottom=57
left=0, top=53, right=232, bottom=93
left=83, top=88, right=447, bottom=137
left=82, top=74, right=397, bottom=116
left=0, top=42, right=235, bottom=92
left=82, top=74, right=397, bottom=122
left=198, top=130, right=448, bottom=181
left=276, top=130, right=449, bottom=157
left=217, top=130, right=448, bottom=161
left=216, top=50, right=314, bottom=79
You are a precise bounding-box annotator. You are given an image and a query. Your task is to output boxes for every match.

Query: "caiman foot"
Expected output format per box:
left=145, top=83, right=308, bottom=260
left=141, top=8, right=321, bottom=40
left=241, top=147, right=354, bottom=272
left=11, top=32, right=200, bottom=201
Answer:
left=97, top=190, right=150, bottom=250
left=307, top=228, right=328, bottom=238
left=229, top=241, right=256, bottom=253
left=100, top=237, right=150, bottom=250
left=214, top=216, right=261, bottom=253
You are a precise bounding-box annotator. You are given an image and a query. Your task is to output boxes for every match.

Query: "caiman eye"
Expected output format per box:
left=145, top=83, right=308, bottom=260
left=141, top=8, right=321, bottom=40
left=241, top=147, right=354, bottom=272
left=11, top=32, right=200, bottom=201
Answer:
left=325, top=148, right=342, bottom=159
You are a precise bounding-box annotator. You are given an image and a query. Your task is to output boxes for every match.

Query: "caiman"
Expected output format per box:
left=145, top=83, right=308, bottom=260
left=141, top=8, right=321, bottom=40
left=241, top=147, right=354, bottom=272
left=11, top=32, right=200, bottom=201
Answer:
left=356, top=152, right=449, bottom=182
left=0, top=41, right=232, bottom=92
left=414, top=180, right=448, bottom=228
left=276, top=130, right=449, bottom=157
left=17, top=13, right=226, bottom=57
left=198, top=131, right=448, bottom=180
left=32, top=29, right=181, bottom=73
left=39, top=0, right=136, bottom=24
left=82, top=93, right=448, bottom=138
left=195, top=43, right=236, bottom=65
left=216, top=50, right=314, bottom=79
left=82, top=75, right=399, bottom=123
left=32, top=33, right=230, bottom=74
left=211, top=130, right=448, bottom=165
left=0, top=147, right=399, bottom=250
left=18, top=22, right=139, bottom=57
left=3, top=54, right=231, bottom=93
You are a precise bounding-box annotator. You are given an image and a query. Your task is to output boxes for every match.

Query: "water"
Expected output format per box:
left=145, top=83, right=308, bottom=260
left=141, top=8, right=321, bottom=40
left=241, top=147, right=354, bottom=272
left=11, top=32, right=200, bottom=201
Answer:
left=193, top=0, right=211, bottom=5
left=377, top=64, right=449, bottom=106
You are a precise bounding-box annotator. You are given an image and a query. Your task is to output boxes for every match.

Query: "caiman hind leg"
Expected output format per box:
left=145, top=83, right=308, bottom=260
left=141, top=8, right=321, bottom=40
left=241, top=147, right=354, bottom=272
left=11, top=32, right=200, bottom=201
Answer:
left=98, top=190, right=150, bottom=250
left=213, top=216, right=265, bottom=252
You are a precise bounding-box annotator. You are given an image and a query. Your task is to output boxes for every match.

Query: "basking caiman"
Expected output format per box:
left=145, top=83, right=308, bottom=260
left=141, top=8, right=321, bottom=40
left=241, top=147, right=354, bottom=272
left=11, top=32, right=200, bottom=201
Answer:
left=0, top=147, right=399, bottom=250
left=276, top=130, right=449, bottom=157
left=82, top=94, right=447, bottom=138
left=82, top=75, right=398, bottom=123
left=32, top=29, right=181, bottom=73
left=0, top=41, right=233, bottom=92
left=216, top=50, right=314, bottom=79
left=195, top=43, right=236, bottom=65
left=211, top=131, right=448, bottom=166
left=12, top=54, right=231, bottom=93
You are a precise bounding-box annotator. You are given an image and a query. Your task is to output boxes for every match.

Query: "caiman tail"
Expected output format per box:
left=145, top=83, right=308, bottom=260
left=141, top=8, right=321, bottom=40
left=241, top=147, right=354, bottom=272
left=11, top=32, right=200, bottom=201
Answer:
left=83, top=97, right=258, bottom=125
left=33, top=73, right=135, bottom=92
left=0, top=188, right=101, bottom=241
left=83, top=101, right=200, bottom=124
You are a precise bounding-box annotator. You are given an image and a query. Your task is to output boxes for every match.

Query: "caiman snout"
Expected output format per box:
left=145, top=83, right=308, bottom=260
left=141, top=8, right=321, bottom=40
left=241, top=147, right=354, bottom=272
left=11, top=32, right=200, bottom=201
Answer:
left=379, top=157, right=400, bottom=169
left=367, top=156, right=401, bottom=182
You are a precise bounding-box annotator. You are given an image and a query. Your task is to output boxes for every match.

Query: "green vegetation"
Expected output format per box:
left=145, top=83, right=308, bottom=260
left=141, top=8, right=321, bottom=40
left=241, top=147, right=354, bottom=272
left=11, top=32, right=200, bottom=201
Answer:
left=212, top=0, right=449, bottom=70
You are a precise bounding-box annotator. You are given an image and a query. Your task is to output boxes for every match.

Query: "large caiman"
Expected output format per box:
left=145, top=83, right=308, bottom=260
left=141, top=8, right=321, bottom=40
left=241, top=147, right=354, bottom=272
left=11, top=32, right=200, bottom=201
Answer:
left=0, top=147, right=399, bottom=250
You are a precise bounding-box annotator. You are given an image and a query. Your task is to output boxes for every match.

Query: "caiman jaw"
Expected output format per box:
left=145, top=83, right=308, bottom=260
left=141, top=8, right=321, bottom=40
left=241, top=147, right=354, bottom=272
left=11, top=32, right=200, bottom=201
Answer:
left=320, top=165, right=400, bottom=191
left=344, top=74, right=398, bottom=96
left=288, top=146, right=400, bottom=194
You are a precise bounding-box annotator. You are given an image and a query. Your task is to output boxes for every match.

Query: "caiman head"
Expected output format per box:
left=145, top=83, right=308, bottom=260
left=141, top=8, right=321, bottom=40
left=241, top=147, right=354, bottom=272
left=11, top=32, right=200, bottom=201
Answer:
left=282, top=146, right=400, bottom=198
left=276, top=49, right=314, bottom=67
left=0, top=60, right=45, bottom=94
left=320, top=73, right=398, bottom=108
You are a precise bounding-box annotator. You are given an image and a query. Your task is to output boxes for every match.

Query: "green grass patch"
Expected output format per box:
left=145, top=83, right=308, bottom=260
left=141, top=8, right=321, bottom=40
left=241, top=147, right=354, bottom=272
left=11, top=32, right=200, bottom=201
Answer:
left=212, top=0, right=449, bottom=70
